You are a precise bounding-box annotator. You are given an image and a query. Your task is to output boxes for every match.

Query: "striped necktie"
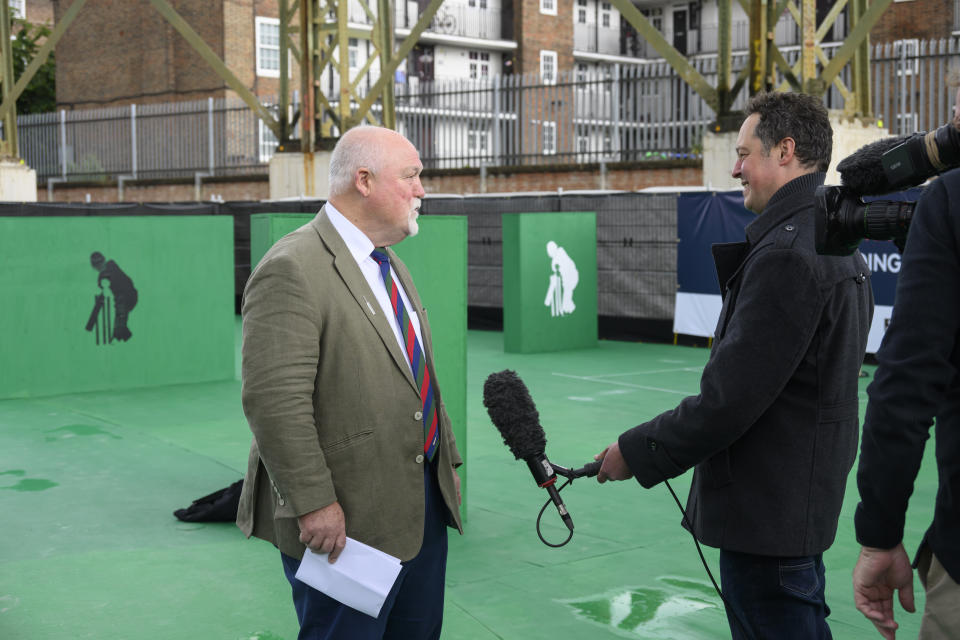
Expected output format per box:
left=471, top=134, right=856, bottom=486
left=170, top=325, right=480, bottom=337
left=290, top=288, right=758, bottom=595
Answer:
left=370, top=248, right=439, bottom=462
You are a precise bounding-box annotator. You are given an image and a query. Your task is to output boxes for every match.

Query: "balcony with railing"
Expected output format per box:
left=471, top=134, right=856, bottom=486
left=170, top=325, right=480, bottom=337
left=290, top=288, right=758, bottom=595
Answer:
left=575, top=11, right=847, bottom=60
left=344, top=0, right=507, bottom=40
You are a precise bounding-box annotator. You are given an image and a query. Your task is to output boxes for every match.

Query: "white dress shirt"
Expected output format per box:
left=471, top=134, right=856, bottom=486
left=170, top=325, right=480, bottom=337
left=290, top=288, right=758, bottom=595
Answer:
left=324, top=203, right=425, bottom=366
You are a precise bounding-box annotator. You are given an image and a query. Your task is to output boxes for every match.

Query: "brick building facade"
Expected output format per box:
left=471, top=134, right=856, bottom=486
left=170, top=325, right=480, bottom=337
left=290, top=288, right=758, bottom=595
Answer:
left=52, top=0, right=296, bottom=109
left=870, top=0, right=956, bottom=43
left=29, top=0, right=955, bottom=202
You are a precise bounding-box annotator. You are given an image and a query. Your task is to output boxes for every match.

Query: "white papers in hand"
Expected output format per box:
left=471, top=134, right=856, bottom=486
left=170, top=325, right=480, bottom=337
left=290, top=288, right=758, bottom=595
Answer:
left=295, top=537, right=403, bottom=618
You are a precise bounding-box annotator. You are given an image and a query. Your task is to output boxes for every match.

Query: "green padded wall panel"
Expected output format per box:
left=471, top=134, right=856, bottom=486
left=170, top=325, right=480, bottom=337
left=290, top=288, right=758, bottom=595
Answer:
left=393, top=216, right=469, bottom=517
left=0, top=216, right=235, bottom=399
left=249, top=213, right=314, bottom=271
left=503, top=212, right=598, bottom=353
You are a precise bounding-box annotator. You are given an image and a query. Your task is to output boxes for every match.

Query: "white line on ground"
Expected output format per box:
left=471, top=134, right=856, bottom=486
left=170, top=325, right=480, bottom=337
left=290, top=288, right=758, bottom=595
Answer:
left=552, top=372, right=695, bottom=396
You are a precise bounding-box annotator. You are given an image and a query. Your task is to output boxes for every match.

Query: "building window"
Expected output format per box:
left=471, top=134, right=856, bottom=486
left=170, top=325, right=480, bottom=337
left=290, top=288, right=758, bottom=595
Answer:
left=893, top=39, right=919, bottom=75
left=576, top=62, right=588, bottom=84
left=348, top=38, right=360, bottom=69
left=259, top=119, right=279, bottom=163
left=541, top=0, right=557, bottom=16
left=577, top=126, right=589, bottom=154
left=256, top=17, right=280, bottom=78
left=543, top=121, right=557, bottom=155
left=540, top=50, right=557, bottom=84
left=642, top=7, right=662, bottom=31
left=577, top=0, right=587, bottom=23
left=468, top=125, right=489, bottom=153
left=601, top=2, right=612, bottom=27
left=9, top=0, right=24, bottom=19
left=895, top=112, right=919, bottom=135
left=469, top=62, right=478, bottom=79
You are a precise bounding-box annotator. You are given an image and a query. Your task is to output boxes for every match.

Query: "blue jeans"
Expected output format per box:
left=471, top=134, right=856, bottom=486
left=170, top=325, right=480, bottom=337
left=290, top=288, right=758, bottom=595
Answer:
left=719, top=549, right=832, bottom=640
left=281, top=466, right=448, bottom=640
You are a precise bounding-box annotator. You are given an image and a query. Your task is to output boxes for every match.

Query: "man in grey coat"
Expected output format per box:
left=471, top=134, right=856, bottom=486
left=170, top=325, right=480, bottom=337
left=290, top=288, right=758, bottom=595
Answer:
left=237, top=126, right=463, bottom=639
left=595, top=92, right=873, bottom=639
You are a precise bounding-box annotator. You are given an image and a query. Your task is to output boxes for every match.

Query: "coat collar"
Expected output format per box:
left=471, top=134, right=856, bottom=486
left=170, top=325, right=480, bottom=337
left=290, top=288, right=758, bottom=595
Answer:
left=712, top=172, right=823, bottom=292
left=744, top=172, right=825, bottom=246
left=309, top=207, right=420, bottom=394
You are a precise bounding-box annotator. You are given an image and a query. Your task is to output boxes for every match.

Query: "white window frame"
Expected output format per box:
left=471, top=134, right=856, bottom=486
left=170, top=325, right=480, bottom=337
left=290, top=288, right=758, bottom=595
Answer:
left=9, top=0, right=24, bottom=20
left=467, top=124, right=489, bottom=154
left=540, top=50, right=558, bottom=85
left=540, top=0, right=557, bottom=16
left=259, top=119, right=280, bottom=163
left=543, top=121, right=557, bottom=155
left=576, top=62, right=588, bottom=85
left=255, top=17, right=281, bottom=78
left=895, top=113, right=919, bottom=135
left=893, top=39, right=919, bottom=76
left=348, top=38, right=360, bottom=70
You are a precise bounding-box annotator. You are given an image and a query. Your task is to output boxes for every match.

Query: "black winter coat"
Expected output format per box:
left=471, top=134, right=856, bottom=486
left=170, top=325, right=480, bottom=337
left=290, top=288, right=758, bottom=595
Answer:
left=619, top=172, right=874, bottom=556
left=856, top=168, right=960, bottom=582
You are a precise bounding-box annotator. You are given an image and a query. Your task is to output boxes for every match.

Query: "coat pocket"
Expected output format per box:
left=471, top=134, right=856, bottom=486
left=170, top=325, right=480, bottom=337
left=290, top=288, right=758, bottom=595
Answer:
left=704, top=449, right=733, bottom=488
left=321, top=429, right=374, bottom=454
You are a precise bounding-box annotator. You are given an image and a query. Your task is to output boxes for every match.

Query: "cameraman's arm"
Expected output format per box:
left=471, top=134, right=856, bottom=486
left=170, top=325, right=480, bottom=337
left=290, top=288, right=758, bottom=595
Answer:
left=855, top=175, right=960, bottom=548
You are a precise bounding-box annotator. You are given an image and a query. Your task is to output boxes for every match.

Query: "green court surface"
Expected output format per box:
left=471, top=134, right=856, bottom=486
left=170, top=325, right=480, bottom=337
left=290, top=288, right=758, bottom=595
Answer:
left=0, top=325, right=935, bottom=639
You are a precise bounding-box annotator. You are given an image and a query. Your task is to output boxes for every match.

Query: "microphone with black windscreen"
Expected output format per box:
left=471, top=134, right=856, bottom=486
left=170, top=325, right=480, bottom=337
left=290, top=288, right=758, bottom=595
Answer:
left=483, top=369, right=600, bottom=543
left=836, top=135, right=912, bottom=196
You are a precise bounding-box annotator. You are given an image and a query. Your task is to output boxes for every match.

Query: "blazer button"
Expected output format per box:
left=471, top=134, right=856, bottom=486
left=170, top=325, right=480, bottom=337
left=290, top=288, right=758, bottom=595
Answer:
left=416, top=454, right=424, bottom=464
left=414, top=410, right=423, bottom=421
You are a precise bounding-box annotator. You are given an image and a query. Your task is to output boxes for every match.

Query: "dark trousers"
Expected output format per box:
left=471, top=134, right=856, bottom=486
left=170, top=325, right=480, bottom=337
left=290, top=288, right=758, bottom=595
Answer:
left=719, top=549, right=832, bottom=640
left=281, top=465, right=448, bottom=640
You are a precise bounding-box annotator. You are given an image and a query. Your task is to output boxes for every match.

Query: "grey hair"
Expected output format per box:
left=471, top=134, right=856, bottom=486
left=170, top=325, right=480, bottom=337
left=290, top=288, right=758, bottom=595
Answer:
left=328, top=126, right=389, bottom=197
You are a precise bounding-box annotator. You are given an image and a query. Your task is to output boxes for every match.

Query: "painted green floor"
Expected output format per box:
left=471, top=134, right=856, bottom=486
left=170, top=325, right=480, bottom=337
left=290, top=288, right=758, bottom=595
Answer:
left=0, top=326, right=935, bottom=639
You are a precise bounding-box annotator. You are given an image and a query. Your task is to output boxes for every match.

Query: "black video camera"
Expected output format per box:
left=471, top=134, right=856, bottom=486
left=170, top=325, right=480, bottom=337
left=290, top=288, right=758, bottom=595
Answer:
left=815, top=119, right=960, bottom=255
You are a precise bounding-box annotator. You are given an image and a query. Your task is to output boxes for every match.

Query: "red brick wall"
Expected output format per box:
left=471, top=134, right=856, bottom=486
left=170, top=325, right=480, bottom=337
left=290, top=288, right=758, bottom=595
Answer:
left=42, top=176, right=270, bottom=203
left=54, top=0, right=228, bottom=108
left=53, top=0, right=293, bottom=109
left=425, top=163, right=702, bottom=193
left=26, top=0, right=55, bottom=25
left=42, top=164, right=703, bottom=202
left=515, top=0, right=574, bottom=77
left=870, top=0, right=954, bottom=43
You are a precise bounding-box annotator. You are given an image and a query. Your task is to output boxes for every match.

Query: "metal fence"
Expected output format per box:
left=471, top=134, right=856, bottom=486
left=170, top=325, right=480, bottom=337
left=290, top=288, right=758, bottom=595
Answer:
left=19, top=97, right=281, bottom=183
left=17, top=37, right=960, bottom=183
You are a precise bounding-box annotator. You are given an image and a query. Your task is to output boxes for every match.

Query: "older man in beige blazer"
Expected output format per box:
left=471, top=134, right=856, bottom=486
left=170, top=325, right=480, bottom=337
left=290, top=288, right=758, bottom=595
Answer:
left=237, top=126, right=463, bottom=640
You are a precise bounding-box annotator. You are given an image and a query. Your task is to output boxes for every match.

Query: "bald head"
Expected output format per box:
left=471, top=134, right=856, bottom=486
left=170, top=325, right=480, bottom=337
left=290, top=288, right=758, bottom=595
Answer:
left=329, top=126, right=412, bottom=198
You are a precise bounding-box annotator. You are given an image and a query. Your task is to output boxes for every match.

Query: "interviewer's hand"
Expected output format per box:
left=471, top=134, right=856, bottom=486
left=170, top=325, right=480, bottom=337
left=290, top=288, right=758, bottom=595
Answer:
left=298, top=502, right=347, bottom=563
left=852, top=543, right=916, bottom=640
left=594, top=441, right=633, bottom=483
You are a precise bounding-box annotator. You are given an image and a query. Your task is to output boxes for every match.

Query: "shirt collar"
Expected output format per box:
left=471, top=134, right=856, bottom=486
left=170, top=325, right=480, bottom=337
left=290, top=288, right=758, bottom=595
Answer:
left=325, top=202, right=377, bottom=265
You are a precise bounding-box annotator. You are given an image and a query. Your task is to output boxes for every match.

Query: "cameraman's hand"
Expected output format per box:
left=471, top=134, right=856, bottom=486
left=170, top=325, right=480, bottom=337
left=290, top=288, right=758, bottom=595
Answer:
left=852, top=544, right=915, bottom=640
left=595, top=441, right=633, bottom=483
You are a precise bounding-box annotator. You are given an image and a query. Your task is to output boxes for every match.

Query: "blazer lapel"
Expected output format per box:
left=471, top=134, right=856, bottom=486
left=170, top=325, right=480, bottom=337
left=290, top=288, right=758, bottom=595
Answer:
left=310, top=209, right=418, bottom=392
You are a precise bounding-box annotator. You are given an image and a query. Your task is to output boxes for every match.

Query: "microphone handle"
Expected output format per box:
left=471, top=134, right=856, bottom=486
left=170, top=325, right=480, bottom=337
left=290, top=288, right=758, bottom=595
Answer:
left=571, top=460, right=601, bottom=478
left=552, top=460, right=602, bottom=479
left=545, top=483, right=574, bottom=532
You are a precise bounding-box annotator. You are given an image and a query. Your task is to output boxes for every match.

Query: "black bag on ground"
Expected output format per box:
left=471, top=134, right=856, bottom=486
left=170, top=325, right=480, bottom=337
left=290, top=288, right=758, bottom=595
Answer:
left=174, top=480, right=243, bottom=522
